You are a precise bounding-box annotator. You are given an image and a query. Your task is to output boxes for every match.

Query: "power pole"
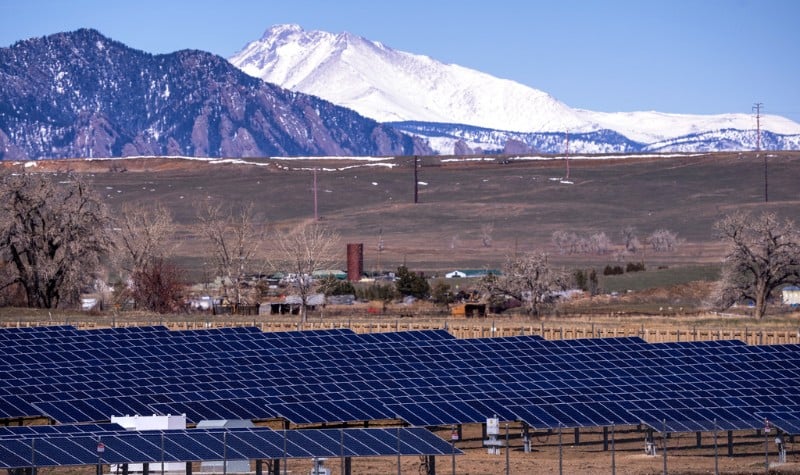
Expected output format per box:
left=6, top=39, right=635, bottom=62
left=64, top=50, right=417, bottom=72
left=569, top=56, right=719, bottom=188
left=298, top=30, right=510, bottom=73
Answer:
left=753, top=102, right=766, bottom=202
left=413, top=155, right=419, bottom=204
left=753, top=102, right=762, bottom=152
left=565, top=130, right=570, bottom=180
left=313, top=167, right=319, bottom=220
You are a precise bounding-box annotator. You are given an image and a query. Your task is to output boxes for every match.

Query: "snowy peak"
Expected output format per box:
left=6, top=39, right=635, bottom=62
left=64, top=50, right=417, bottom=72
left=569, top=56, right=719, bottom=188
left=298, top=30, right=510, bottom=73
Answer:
left=230, top=24, right=586, bottom=133
left=230, top=24, right=800, bottom=152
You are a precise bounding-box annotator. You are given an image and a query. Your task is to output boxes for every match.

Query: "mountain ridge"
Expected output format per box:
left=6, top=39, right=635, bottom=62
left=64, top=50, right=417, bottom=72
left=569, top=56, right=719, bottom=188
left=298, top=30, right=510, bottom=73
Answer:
left=0, top=28, right=430, bottom=160
left=230, top=24, right=800, bottom=153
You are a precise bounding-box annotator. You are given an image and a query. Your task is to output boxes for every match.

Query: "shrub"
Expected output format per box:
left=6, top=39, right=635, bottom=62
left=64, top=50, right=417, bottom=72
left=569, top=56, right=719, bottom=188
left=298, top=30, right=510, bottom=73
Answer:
left=603, top=265, right=624, bottom=276
left=625, top=262, right=646, bottom=273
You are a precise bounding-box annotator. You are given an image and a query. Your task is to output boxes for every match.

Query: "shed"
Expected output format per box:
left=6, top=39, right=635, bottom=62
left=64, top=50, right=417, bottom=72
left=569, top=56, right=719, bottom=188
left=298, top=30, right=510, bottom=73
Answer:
left=450, top=302, right=487, bottom=318
left=259, top=293, right=326, bottom=315
left=196, top=419, right=254, bottom=473
left=782, top=286, right=800, bottom=306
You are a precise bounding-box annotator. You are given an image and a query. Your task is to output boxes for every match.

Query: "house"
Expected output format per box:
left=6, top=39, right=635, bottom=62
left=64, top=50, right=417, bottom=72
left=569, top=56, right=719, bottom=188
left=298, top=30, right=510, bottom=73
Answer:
left=445, top=269, right=500, bottom=279
left=313, top=269, right=347, bottom=280
left=782, top=286, right=800, bottom=306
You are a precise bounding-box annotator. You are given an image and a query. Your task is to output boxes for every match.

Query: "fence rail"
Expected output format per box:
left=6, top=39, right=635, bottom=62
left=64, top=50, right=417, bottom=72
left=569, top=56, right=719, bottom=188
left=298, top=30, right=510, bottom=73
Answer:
left=2, top=319, right=799, bottom=345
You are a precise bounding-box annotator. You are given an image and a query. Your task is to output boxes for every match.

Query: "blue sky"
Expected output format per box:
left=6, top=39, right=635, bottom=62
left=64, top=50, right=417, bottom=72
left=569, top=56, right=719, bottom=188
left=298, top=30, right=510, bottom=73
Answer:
left=2, top=0, right=799, bottom=123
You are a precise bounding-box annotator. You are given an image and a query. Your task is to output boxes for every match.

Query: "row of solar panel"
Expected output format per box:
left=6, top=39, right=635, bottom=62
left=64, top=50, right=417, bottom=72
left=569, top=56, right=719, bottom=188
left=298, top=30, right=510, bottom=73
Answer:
left=5, top=340, right=796, bottom=412
left=2, top=326, right=798, bottom=434
left=0, top=425, right=457, bottom=469
left=2, top=330, right=466, bottom=365
left=1, top=334, right=780, bottom=386
left=4, top=346, right=796, bottom=402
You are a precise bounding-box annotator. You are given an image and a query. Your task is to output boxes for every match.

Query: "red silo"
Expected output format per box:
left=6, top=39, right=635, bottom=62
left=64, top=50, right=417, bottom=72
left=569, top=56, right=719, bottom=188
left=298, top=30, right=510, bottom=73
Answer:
left=346, top=243, right=364, bottom=282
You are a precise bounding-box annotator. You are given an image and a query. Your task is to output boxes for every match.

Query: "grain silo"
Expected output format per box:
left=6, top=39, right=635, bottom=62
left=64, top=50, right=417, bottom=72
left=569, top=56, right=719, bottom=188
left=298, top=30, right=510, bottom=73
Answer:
left=347, top=243, right=364, bottom=282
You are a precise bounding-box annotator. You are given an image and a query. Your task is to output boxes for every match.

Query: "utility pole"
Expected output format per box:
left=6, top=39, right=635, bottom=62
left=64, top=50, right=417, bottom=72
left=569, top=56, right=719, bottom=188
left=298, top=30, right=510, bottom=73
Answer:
left=753, top=102, right=767, bottom=202
left=565, top=130, right=570, bottom=180
left=313, top=167, right=319, bottom=220
left=413, top=155, right=419, bottom=204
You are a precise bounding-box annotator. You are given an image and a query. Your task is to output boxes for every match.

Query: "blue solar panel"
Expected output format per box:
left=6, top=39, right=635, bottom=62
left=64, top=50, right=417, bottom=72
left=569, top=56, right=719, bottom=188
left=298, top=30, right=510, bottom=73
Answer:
left=2, top=324, right=799, bottom=436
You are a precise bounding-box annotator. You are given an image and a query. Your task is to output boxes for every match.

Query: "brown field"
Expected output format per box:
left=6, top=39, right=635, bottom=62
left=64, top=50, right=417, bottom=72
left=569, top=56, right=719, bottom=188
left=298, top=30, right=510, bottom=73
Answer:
left=26, top=425, right=800, bottom=475
left=4, top=151, right=799, bottom=281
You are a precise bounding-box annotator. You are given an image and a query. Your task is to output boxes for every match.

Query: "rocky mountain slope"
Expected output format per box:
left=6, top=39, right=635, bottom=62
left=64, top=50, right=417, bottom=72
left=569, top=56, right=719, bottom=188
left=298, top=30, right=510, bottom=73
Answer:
left=0, top=29, right=430, bottom=160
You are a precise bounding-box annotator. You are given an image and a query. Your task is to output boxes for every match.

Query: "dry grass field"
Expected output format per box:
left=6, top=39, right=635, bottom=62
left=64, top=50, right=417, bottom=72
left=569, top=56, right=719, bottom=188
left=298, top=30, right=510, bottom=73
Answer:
left=5, top=151, right=799, bottom=280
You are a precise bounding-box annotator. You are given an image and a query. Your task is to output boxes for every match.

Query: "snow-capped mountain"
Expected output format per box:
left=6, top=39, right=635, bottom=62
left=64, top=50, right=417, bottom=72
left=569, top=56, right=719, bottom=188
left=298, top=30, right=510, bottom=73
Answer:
left=0, top=29, right=430, bottom=160
left=230, top=24, right=800, bottom=153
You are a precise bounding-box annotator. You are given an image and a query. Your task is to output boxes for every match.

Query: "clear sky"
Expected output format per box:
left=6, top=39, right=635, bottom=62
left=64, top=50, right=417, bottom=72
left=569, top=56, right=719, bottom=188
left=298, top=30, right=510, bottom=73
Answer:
left=2, top=0, right=799, bottom=123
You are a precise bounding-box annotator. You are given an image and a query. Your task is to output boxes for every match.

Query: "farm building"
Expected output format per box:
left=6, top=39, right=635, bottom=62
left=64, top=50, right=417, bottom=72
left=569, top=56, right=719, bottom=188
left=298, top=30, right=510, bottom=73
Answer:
left=445, top=269, right=499, bottom=278
left=259, top=293, right=325, bottom=315
left=782, top=285, right=800, bottom=306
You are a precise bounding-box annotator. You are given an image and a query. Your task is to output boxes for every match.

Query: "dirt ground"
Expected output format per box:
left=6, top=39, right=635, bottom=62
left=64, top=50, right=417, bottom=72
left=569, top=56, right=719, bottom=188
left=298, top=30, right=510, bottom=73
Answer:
left=18, top=423, right=800, bottom=474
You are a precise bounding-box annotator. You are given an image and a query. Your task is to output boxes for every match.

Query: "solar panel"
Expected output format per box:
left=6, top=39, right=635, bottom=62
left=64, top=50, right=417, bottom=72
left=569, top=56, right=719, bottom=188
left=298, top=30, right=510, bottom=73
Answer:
left=0, top=426, right=457, bottom=469
left=2, top=324, right=799, bottom=437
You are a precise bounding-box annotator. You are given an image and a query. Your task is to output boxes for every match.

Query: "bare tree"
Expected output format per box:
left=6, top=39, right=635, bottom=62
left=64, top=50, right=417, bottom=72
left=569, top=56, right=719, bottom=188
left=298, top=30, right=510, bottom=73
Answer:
left=481, top=222, right=494, bottom=248
left=552, top=230, right=578, bottom=255
left=131, top=257, right=186, bottom=313
left=0, top=172, right=113, bottom=308
left=589, top=232, right=612, bottom=255
left=197, top=201, right=265, bottom=307
left=714, top=211, right=800, bottom=319
left=480, top=251, right=567, bottom=316
left=114, top=202, right=174, bottom=276
left=268, top=220, right=341, bottom=322
left=621, top=225, right=640, bottom=254
left=449, top=234, right=460, bottom=250
left=648, top=229, right=680, bottom=252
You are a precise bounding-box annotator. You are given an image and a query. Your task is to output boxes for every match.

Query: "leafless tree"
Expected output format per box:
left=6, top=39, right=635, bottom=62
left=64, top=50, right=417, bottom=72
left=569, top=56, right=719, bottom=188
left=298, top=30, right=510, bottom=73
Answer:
left=480, top=251, right=567, bottom=316
left=552, top=230, right=578, bottom=255
left=621, top=225, right=641, bottom=254
left=449, top=234, right=460, bottom=250
left=114, top=202, right=174, bottom=276
left=0, top=172, right=113, bottom=308
left=197, top=201, right=265, bottom=307
left=713, top=211, right=800, bottom=319
left=589, top=232, right=612, bottom=255
left=481, top=223, right=494, bottom=248
left=648, top=229, right=680, bottom=252
left=131, top=257, right=186, bottom=313
left=553, top=230, right=612, bottom=255
left=268, top=220, right=341, bottom=322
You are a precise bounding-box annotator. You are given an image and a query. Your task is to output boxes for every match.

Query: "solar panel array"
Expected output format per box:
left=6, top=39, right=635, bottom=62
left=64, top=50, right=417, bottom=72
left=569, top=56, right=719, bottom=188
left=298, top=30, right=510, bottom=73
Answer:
left=1, top=325, right=799, bottom=436
left=0, top=424, right=456, bottom=469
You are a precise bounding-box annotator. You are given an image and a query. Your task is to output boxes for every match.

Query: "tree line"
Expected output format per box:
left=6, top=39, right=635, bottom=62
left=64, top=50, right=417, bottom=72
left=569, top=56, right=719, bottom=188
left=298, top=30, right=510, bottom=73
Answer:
left=1, top=171, right=798, bottom=320
left=0, top=171, right=340, bottom=321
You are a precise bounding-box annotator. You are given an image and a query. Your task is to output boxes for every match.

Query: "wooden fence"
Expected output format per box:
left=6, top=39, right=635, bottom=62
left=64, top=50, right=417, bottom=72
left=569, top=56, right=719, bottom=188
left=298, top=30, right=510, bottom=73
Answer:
left=2, top=319, right=799, bottom=345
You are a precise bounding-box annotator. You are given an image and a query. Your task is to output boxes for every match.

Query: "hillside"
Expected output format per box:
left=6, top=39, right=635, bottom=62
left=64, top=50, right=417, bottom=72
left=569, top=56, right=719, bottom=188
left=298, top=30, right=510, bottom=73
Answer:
left=6, top=151, right=799, bottom=281
left=0, top=29, right=428, bottom=160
